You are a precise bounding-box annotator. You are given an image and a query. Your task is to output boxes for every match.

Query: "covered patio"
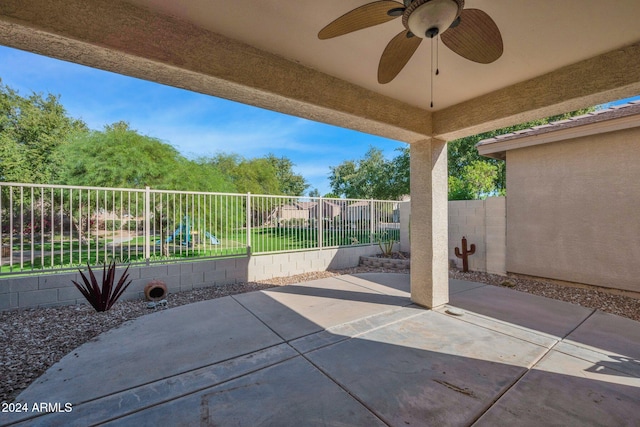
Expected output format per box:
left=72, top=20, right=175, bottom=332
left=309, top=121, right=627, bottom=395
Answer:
left=4, top=273, right=639, bottom=425
left=1, top=1, right=640, bottom=425
left=2, top=0, right=640, bottom=308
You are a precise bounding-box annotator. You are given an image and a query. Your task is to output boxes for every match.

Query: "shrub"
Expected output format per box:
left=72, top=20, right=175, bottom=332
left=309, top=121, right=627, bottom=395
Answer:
left=375, top=231, right=397, bottom=258
left=72, top=261, right=133, bottom=312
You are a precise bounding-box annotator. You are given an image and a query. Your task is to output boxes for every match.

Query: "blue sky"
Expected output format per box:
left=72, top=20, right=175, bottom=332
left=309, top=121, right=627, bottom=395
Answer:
left=0, top=45, right=406, bottom=196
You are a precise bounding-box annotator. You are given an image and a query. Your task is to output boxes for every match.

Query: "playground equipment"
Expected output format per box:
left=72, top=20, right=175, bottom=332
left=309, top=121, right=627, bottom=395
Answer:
left=204, top=231, right=220, bottom=245
left=157, top=216, right=220, bottom=245
left=164, top=217, right=191, bottom=245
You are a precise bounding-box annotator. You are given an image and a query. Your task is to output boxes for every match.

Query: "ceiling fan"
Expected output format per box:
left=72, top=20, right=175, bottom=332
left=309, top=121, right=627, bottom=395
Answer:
left=318, top=0, right=503, bottom=84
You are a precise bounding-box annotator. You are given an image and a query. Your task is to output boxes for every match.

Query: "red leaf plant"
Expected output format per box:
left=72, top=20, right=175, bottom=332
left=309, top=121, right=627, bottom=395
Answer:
left=72, top=261, right=133, bottom=312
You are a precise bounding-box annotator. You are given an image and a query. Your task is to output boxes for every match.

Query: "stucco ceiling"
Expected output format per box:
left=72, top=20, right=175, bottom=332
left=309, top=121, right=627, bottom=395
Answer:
left=125, top=0, right=640, bottom=111
left=1, top=0, right=640, bottom=142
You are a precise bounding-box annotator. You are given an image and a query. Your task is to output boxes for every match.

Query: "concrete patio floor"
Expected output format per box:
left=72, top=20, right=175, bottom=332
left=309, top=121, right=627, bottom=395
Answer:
left=2, top=273, right=639, bottom=426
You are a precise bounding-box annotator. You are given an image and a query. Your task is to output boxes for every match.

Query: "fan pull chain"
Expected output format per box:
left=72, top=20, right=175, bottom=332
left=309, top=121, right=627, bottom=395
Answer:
left=436, top=35, right=440, bottom=76
left=430, top=37, right=434, bottom=108
left=430, top=36, right=440, bottom=108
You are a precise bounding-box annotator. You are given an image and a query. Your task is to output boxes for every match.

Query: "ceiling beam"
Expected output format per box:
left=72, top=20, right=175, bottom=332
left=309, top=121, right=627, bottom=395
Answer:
left=433, top=42, right=640, bottom=141
left=0, top=0, right=431, bottom=143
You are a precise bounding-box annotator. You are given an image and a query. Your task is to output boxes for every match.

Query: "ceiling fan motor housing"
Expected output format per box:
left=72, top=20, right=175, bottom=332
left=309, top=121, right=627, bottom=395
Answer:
left=403, top=0, right=464, bottom=38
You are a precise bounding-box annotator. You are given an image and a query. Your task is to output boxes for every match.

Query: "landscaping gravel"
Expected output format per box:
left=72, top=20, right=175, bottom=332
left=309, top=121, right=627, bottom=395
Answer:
left=1, top=265, right=639, bottom=403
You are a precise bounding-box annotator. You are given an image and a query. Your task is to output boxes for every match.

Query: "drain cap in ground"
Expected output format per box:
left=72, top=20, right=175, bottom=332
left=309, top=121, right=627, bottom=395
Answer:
left=445, top=307, right=464, bottom=316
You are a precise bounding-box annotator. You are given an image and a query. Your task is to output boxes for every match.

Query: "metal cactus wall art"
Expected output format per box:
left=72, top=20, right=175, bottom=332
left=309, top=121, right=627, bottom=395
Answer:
left=454, top=236, right=475, bottom=272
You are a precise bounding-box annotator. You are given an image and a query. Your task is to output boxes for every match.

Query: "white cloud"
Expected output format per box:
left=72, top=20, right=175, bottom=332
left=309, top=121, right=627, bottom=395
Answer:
left=138, top=119, right=313, bottom=157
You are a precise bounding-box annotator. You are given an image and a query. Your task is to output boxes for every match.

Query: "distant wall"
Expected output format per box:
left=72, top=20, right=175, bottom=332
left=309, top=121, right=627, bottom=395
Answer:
left=399, top=201, right=411, bottom=253
left=248, top=245, right=379, bottom=281
left=0, top=245, right=380, bottom=311
left=506, top=126, right=640, bottom=292
left=448, top=198, right=506, bottom=275
left=398, top=198, right=506, bottom=274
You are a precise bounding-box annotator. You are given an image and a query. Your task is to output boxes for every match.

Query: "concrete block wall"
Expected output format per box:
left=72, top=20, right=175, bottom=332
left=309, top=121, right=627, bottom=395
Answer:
left=449, top=200, right=487, bottom=272
left=0, top=257, right=249, bottom=311
left=399, top=201, right=411, bottom=253
left=0, top=272, right=81, bottom=311
left=248, top=246, right=380, bottom=281
left=384, top=199, right=506, bottom=274
left=0, top=245, right=379, bottom=311
left=484, top=197, right=507, bottom=275
left=448, top=197, right=506, bottom=274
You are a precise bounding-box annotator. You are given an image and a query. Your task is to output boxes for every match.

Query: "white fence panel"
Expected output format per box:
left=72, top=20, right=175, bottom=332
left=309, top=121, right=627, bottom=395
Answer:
left=0, top=182, right=400, bottom=275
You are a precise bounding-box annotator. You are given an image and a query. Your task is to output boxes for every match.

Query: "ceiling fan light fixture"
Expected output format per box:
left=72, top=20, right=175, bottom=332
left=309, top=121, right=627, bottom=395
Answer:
left=406, top=0, right=462, bottom=39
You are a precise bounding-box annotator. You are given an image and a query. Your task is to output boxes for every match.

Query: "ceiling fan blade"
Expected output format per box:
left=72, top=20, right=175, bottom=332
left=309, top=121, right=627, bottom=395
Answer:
left=378, top=30, right=422, bottom=84
left=440, top=8, right=503, bottom=64
left=318, top=1, right=403, bottom=40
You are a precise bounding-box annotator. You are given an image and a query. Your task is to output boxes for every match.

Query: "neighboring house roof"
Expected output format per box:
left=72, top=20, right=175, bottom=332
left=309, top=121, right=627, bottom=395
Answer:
left=295, top=201, right=317, bottom=210
left=477, top=101, right=640, bottom=160
left=279, top=204, right=300, bottom=210
left=322, top=200, right=342, bottom=208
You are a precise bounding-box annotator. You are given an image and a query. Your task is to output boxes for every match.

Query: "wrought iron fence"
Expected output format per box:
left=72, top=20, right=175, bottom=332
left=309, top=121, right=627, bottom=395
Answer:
left=0, top=182, right=400, bottom=275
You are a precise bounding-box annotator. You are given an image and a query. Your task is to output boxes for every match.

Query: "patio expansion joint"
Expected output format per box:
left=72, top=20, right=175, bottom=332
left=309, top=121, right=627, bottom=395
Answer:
left=290, top=310, right=423, bottom=427
left=297, top=307, right=428, bottom=354
left=469, top=308, right=600, bottom=426
left=228, top=295, right=422, bottom=426
left=96, top=346, right=300, bottom=427
left=295, top=350, right=392, bottom=427
left=435, top=305, right=560, bottom=350
left=2, top=343, right=298, bottom=427
left=544, top=309, right=639, bottom=379
left=333, top=275, right=385, bottom=291
left=560, top=308, right=598, bottom=340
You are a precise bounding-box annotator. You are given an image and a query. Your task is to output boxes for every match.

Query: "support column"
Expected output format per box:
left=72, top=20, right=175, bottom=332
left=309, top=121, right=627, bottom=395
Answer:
left=410, top=138, right=449, bottom=308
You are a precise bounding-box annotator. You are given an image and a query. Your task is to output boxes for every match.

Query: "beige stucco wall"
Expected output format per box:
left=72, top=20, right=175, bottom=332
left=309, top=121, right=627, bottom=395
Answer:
left=506, top=126, right=640, bottom=292
left=399, top=198, right=506, bottom=275
left=399, top=201, right=411, bottom=253
left=448, top=198, right=506, bottom=275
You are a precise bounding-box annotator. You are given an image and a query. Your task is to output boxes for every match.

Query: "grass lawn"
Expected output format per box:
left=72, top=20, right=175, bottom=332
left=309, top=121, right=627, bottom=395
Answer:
left=1, top=227, right=398, bottom=273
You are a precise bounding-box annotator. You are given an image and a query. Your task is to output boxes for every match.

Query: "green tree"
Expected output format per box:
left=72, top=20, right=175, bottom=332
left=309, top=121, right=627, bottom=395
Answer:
left=167, top=158, right=236, bottom=193
left=57, top=121, right=182, bottom=189
left=308, top=188, right=321, bottom=198
left=389, top=146, right=410, bottom=196
left=55, top=122, right=237, bottom=242
left=328, top=146, right=409, bottom=200
left=448, top=176, right=473, bottom=201
left=448, top=161, right=498, bottom=200
left=208, top=153, right=307, bottom=196
left=264, top=154, right=309, bottom=196
left=329, top=159, right=358, bottom=198
left=56, top=121, right=233, bottom=192
left=0, top=80, right=87, bottom=183
left=208, top=153, right=280, bottom=194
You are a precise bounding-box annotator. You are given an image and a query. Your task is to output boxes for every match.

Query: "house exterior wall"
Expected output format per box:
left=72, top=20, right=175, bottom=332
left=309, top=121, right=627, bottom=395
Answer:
left=278, top=209, right=309, bottom=221
left=323, top=203, right=341, bottom=219
left=506, top=126, right=640, bottom=292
